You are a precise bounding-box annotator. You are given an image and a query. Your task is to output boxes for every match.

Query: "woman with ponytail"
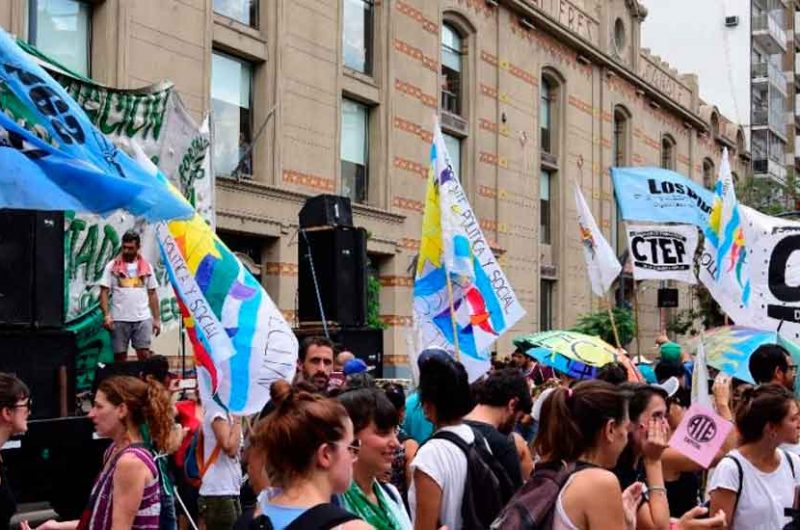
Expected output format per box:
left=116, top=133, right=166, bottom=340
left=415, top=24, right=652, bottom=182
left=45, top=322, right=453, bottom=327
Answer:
left=24, top=375, right=175, bottom=530
left=709, top=383, right=800, bottom=530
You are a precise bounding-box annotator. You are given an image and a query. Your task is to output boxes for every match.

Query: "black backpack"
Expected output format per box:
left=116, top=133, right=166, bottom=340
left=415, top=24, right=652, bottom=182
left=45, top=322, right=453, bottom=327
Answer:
left=491, top=461, right=593, bottom=530
left=247, top=503, right=359, bottom=530
left=431, top=429, right=512, bottom=530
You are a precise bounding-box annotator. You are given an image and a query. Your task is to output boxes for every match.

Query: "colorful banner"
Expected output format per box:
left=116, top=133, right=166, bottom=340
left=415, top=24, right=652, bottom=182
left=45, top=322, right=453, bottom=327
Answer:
left=625, top=224, right=698, bottom=283
left=0, top=28, right=192, bottom=221
left=413, top=120, right=525, bottom=381
left=740, top=205, right=800, bottom=337
left=611, top=167, right=715, bottom=228
left=574, top=183, right=621, bottom=296
left=133, top=145, right=297, bottom=414
left=698, top=149, right=750, bottom=324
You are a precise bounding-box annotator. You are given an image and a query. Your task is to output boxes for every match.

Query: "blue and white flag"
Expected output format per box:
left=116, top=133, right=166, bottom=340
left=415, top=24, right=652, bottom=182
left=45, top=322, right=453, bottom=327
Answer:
left=0, top=29, right=192, bottom=221
left=611, top=167, right=715, bottom=228
left=413, top=119, right=525, bottom=381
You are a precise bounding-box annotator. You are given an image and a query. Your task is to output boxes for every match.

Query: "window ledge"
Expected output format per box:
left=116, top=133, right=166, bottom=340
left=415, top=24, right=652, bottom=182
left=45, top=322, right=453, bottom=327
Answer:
left=440, top=111, right=469, bottom=136
left=540, top=153, right=559, bottom=171
left=344, top=68, right=378, bottom=88
left=213, top=13, right=264, bottom=41
left=540, top=264, right=558, bottom=279
left=352, top=202, right=406, bottom=225
left=342, top=73, right=381, bottom=105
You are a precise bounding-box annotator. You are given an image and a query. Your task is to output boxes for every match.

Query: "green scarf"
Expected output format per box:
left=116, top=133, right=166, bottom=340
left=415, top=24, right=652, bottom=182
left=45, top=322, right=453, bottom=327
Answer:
left=341, top=480, right=401, bottom=530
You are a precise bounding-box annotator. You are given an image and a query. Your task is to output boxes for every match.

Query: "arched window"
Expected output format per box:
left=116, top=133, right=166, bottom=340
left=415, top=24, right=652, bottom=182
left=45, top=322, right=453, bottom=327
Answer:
left=710, top=112, right=720, bottom=139
left=661, top=135, right=676, bottom=170
left=612, top=106, right=631, bottom=253
left=702, top=158, right=715, bottom=189
left=441, top=24, right=463, bottom=115
left=540, top=70, right=564, bottom=156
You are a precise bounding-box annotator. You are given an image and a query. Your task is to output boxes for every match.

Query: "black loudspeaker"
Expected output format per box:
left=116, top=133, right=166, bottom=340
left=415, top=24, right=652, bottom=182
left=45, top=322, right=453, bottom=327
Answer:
left=299, top=195, right=354, bottom=228
left=298, top=226, right=367, bottom=327
left=0, top=329, right=76, bottom=419
left=4, top=416, right=108, bottom=518
left=657, top=288, right=679, bottom=308
left=0, top=209, right=64, bottom=328
left=296, top=327, right=384, bottom=378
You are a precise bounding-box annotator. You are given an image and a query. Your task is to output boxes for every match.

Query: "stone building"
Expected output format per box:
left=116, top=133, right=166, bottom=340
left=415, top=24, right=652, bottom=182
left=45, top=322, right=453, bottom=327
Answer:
left=2, top=0, right=750, bottom=376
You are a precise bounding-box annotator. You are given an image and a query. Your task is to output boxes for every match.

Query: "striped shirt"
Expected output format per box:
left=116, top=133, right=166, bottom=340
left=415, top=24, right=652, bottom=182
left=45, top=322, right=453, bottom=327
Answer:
left=80, top=444, right=161, bottom=530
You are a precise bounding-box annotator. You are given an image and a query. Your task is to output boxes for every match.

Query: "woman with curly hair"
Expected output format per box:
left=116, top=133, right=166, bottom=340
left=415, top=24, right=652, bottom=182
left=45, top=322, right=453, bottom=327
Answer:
left=23, top=375, right=175, bottom=530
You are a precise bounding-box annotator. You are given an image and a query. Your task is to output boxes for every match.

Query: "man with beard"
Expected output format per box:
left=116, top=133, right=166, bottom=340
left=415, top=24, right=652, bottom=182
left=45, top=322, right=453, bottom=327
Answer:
left=99, top=230, right=161, bottom=362
left=464, top=368, right=533, bottom=488
left=510, top=347, right=555, bottom=387
left=296, top=336, right=335, bottom=393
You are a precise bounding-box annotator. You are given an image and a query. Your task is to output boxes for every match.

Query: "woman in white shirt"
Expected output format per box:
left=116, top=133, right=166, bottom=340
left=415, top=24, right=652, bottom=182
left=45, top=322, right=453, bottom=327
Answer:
left=709, top=383, right=800, bottom=530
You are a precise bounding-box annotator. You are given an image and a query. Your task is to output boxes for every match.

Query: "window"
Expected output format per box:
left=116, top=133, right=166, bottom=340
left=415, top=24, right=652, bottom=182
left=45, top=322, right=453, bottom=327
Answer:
left=661, top=135, right=675, bottom=170
left=343, top=0, right=374, bottom=75
left=341, top=99, right=369, bottom=203
left=442, top=133, right=462, bottom=181
left=702, top=158, right=715, bottom=189
left=441, top=24, right=462, bottom=115
left=540, top=78, right=553, bottom=153
left=540, top=279, right=555, bottom=331
left=540, top=170, right=552, bottom=244
left=211, top=52, right=253, bottom=178
left=213, top=0, right=258, bottom=28
left=29, top=0, right=91, bottom=76
left=612, top=108, right=629, bottom=253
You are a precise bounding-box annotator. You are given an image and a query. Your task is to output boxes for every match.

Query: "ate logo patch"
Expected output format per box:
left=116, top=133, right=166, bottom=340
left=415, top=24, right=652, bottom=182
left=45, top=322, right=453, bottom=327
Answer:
left=687, top=414, right=717, bottom=444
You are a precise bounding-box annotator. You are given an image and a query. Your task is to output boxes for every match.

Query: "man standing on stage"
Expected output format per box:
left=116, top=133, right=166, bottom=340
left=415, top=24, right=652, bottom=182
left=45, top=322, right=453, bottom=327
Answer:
left=99, top=230, right=161, bottom=362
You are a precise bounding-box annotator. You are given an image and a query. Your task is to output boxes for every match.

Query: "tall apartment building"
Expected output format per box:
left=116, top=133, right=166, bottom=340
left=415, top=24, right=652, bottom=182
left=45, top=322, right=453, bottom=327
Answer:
left=1, top=0, right=749, bottom=376
left=643, top=0, right=796, bottom=187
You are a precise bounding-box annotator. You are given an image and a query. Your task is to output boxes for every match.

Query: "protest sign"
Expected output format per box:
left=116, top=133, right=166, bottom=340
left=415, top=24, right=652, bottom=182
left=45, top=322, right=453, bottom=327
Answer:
left=611, top=167, right=714, bottom=228
left=626, top=224, right=698, bottom=283
left=669, top=403, right=733, bottom=468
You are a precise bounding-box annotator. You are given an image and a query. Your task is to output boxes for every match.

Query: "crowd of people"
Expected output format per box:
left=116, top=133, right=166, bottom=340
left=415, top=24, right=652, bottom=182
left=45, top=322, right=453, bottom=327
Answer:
left=2, top=330, right=800, bottom=530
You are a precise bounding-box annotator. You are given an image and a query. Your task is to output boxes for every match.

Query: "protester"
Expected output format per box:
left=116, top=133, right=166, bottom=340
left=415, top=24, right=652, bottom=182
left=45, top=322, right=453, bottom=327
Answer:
left=383, top=383, right=418, bottom=503
left=401, top=350, right=441, bottom=444
left=297, top=337, right=335, bottom=393
left=613, top=383, right=672, bottom=530
left=510, top=347, right=555, bottom=386
left=198, top=403, right=243, bottom=530
left=748, top=344, right=796, bottom=390
left=0, top=374, right=29, bottom=530
left=24, top=376, right=174, bottom=530
left=335, top=351, right=356, bottom=372
left=709, top=384, right=800, bottom=530
left=337, top=388, right=411, bottom=529
left=464, top=368, right=532, bottom=489
left=409, top=350, right=478, bottom=530
left=597, top=362, right=630, bottom=386
left=99, top=230, right=161, bottom=363
left=249, top=391, right=369, bottom=529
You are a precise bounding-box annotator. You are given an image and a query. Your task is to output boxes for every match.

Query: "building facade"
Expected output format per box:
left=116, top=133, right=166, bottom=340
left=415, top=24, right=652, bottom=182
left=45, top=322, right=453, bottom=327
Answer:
left=2, top=0, right=749, bottom=376
left=643, top=0, right=797, bottom=188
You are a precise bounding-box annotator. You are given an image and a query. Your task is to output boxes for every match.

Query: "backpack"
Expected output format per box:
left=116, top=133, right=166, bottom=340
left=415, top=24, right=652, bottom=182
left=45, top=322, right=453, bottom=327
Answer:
left=431, top=429, right=509, bottom=530
left=247, top=503, right=360, bottom=530
left=182, top=428, right=221, bottom=488
left=723, top=449, right=796, bottom=517
left=490, top=460, right=593, bottom=530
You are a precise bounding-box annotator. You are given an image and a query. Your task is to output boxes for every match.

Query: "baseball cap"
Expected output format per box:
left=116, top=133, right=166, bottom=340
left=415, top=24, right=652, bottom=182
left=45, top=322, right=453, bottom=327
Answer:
left=653, top=376, right=680, bottom=398
left=659, top=342, right=682, bottom=363
left=417, top=347, right=451, bottom=368
left=343, top=358, right=372, bottom=376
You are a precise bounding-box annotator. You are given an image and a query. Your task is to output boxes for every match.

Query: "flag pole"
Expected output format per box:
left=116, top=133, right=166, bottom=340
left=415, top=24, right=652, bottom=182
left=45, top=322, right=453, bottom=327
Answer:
left=632, top=279, right=643, bottom=363
left=605, top=293, right=622, bottom=349
left=445, top=269, right=461, bottom=362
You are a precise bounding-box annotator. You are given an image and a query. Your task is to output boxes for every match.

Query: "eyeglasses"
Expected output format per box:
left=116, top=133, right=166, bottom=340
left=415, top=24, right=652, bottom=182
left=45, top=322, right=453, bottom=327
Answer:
left=9, top=399, right=31, bottom=412
left=789, top=365, right=798, bottom=372
left=335, top=439, right=361, bottom=457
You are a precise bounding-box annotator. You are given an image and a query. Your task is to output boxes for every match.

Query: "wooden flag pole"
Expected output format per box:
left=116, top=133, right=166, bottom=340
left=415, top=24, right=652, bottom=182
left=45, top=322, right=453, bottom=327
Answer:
left=632, top=280, right=643, bottom=363
left=606, top=293, right=622, bottom=350
left=445, top=271, right=461, bottom=362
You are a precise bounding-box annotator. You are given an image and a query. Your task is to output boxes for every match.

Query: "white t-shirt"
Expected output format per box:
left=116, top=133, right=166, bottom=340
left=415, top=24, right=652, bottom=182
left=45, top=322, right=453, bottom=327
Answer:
left=409, top=424, right=474, bottom=530
left=708, top=449, right=800, bottom=530
left=199, top=408, right=243, bottom=497
left=99, top=260, right=158, bottom=322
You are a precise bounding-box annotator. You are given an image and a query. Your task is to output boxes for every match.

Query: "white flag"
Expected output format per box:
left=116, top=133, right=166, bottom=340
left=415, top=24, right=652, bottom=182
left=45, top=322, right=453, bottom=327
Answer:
left=691, top=337, right=712, bottom=409
left=574, top=183, right=621, bottom=297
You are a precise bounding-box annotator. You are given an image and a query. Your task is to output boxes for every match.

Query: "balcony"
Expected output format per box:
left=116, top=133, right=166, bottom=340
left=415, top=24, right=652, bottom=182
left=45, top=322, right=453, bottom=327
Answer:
left=752, top=106, right=788, bottom=140
left=752, top=61, right=788, bottom=95
left=753, top=12, right=787, bottom=54
left=753, top=157, right=788, bottom=184
left=796, top=12, right=800, bottom=48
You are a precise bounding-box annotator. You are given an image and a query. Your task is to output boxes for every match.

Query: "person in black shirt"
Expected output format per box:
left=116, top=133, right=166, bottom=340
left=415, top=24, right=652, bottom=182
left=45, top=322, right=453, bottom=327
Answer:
left=464, top=368, right=533, bottom=488
left=0, top=374, right=31, bottom=530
